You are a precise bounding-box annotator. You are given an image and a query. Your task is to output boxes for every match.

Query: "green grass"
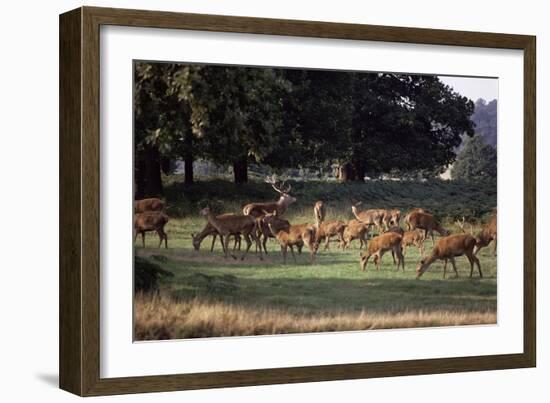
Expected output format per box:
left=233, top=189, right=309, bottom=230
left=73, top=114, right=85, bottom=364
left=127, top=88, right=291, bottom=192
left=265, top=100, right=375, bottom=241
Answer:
left=136, top=216, right=496, bottom=318
left=135, top=177, right=497, bottom=338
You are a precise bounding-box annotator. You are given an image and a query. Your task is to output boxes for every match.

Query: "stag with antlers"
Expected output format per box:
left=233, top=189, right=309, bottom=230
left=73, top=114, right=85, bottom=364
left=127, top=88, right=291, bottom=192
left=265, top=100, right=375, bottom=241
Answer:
left=242, top=175, right=296, bottom=218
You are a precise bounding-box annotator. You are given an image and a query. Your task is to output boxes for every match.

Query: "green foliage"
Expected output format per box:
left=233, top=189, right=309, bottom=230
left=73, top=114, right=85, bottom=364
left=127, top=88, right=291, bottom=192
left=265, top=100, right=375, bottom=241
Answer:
left=162, top=175, right=496, bottom=221
left=134, top=256, right=174, bottom=293
left=134, top=62, right=477, bottom=188
left=451, top=134, right=497, bottom=181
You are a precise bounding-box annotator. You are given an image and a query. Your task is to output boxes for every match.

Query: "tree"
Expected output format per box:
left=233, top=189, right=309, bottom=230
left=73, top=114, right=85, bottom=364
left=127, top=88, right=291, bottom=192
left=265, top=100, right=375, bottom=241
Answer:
left=451, top=134, right=497, bottom=180
left=471, top=98, right=497, bottom=148
left=174, top=65, right=292, bottom=183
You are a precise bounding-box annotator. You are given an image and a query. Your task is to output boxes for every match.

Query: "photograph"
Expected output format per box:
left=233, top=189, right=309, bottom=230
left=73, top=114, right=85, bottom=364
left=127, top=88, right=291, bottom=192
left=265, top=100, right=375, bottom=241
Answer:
left=132, top=61, right=498, bottom=341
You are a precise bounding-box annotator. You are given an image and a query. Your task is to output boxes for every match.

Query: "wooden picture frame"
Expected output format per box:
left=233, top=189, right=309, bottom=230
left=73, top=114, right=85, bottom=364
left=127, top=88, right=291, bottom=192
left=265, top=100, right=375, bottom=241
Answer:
left=59, top=6, right=536, bottom=396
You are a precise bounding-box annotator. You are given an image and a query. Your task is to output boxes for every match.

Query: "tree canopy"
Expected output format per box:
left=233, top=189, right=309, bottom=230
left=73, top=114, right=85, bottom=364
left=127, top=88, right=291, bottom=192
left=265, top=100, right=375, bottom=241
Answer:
left=451, top=134, right=497, bottom=181
left=134, top=62, right=476, bottom=196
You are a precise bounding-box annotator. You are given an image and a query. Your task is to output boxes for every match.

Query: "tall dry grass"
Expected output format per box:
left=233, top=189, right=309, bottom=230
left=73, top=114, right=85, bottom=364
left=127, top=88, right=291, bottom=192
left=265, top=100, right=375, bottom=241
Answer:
left=134, top=293, right=496, bottom=340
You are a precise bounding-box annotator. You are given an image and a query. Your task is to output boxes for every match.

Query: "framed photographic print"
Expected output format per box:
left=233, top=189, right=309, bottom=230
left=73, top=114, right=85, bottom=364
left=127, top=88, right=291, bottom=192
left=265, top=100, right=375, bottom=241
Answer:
left=59, top=6, right=536, bottom=396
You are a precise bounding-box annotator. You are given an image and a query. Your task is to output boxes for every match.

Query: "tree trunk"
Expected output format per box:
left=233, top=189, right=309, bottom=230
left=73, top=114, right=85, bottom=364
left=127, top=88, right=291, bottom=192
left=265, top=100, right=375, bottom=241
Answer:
left=184, top=157, right=194, bottom=185
left=233, top=155, right=248, bottom=184
left=134, top=153, right=146, bottom=199
left=183, top=133, right=194, bottom=185
left=338, top=162, right=356, bottom=182
left=352, top=160, right=366, bottom=182
left=143, top=144, right=163, bottom=197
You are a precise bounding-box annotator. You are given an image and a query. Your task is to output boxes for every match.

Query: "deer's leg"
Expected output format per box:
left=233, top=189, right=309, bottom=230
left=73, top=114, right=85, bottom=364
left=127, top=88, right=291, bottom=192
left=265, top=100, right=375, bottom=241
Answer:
left=222, top=235, right=232, bottom=259
left=251, top=231, right=263, bottom=261
left=449, top=257, right=459, bottom=278
left=210, top=234, right=217, bottom=252
left=324, top=235, right=330, bottom=250
left=430, top=230, right=435, bottom=246
left=141, top=231, right=146, bottom=248
left=443, top=259, right=448, bottom=278
left=391, top=249, right=396, bottom=264
left=289, top=245, right=297, bottom=263
left=360, top=253, right=370, bottom=271
left=282, top=245, right=287, bottom=264
left=493, top=237, right=497, bottom=257
left=262, top=234, right=269, bottom=255
left=157, top=227, right=167, bottom=249
left=134, top=230, right=138, bottom=246
left=240, top=233, right=253, bottom=260
left=398, top=246, right=405, bottom=271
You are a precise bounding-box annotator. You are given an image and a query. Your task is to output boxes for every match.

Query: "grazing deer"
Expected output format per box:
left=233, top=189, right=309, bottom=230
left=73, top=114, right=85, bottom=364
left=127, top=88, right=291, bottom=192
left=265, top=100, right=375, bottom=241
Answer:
left=474, top=213, right=497, bottom=256
left=264, top=213, right=316, bottom=264
left=134, top=197, right=164, bottom=213
left=404, top=208, right=426, bottom=230
left=351, top=204, right=385, bottom=234
left=134, top=211, right=169, bottom=248
left=314, top=201, right=326, bottom=229
left=242, top=175, right=296, bottom=218
left=191, top=214, right=242, bottom=253
left=360, top=232, right=404, bottom=272
left=408, top=211, right=449, bottom=246
left=256, top=211, right=291, bottom=254
left=416, top=234, right=481, bottom=279
left=382, top=209, right=401, bottom=230
left=314, top=220, right=347, bottom=251
left=199, top=207, right=262, bottom=261
left=342, top=219, right=369, bottom=250
left=401, top=230, right=426, bottom=257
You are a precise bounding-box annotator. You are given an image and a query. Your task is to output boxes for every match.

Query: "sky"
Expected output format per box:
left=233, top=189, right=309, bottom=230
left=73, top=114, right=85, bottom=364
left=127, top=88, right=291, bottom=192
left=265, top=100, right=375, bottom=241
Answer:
left=439, top=75, right=498, bottom=103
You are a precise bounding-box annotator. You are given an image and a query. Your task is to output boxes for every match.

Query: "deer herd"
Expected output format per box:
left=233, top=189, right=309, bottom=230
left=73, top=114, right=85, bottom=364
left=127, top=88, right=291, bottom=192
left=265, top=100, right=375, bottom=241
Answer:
left=134, top=176, right=497, bottom=280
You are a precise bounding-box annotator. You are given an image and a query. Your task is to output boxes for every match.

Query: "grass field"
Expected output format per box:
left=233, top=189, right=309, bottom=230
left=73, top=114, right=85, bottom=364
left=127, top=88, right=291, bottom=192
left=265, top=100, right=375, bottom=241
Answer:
left=134, top=179, right=498, bottom=340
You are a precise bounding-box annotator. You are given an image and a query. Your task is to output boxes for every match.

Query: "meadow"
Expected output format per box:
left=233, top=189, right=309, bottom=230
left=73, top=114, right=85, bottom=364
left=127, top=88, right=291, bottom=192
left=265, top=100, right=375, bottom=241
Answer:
left=134, top=176, right=497, bottom=340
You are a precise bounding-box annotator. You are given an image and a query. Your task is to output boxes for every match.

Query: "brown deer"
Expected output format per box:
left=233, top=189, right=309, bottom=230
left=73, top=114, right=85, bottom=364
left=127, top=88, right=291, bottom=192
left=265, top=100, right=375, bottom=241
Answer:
left=134, top=197, right=164, bottom=213
left=360, top=232, right=404, bottom=272
left=382, top=209, right=401, bottom=230
left=264, top=213, right=316, bottom=264
left=401, top=230, right=426, bottom=257
left=351, top=204, right=385, bottom=234
left=341, top=219, right=369, bottom=250
left=191, top=214, right=242, bottom=253
left=313, top=201, right=326, bottom=229
left=314, top=220, right=347, bottom=251
left=404, top=208, right=426, bottom=230
left=199, top=207, right=262, bottom=261
left=408, top=211, right=449, bottom=246
left=256, top=211, right=291, bottom=254
left=474, top=213, right=497, bottom=256
left=416, top=234, right=481, bottom=279
left=242, top=175, right=296, bottom=218
left=134, top=211, right=169, bottom=248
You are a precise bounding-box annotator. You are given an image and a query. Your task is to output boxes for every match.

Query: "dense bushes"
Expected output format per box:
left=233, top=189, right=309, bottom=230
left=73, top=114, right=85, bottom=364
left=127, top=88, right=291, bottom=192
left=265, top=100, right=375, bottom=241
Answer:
left=162, top=176, right=496, bottom=221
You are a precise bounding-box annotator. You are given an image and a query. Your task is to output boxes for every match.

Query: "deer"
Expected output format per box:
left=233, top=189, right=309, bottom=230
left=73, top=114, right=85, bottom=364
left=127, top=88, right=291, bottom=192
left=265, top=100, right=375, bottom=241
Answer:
left=313, top=201, right=326, bottom=229
left=199, top=207, right=262, bottom=261
left=134, top=197, right=164, bottom=213
left=360, top=232, right=404, bottom=272
left=341, top=219, right=369, bottom=250
left=314, top=220, right=347, bottom=251
left=401, top=230, right=426, bottom=257
left=191, top=214, right=242, bottom=253
left=134, top=211, right=169, bottom=248
left=242, top=175, right=296, bottom=218
left=404, top=208, right=426, bottom=230
left=474, top=213, right=497, bottom=256
left=416, top=234, right=482, bottom=279
left=264, top=212, right=317, bottom=264
left=382, top=209, right=401, bottom=230
left=407, top=211, right=449, bottom=246
left=256, top=211, right=291, bottom=254
left=351, top=204, right=385, bottom=234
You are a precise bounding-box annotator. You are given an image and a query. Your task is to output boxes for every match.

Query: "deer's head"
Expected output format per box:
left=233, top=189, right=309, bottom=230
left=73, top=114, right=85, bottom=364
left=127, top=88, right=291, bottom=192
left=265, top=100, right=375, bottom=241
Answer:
left=265, top=175, right=296, bottom=206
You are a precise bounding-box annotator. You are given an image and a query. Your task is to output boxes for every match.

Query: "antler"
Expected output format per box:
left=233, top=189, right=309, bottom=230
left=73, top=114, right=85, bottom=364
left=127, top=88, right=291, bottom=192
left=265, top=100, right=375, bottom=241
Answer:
left=265, top=175, right=291, bottom=194
left=455, top=217, right=466, bottom=232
